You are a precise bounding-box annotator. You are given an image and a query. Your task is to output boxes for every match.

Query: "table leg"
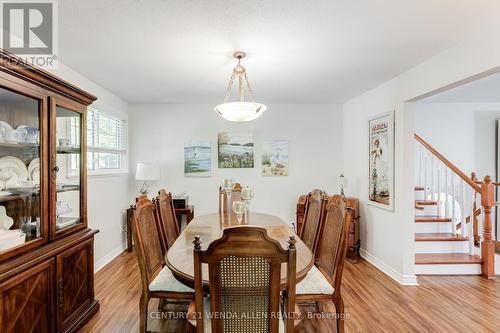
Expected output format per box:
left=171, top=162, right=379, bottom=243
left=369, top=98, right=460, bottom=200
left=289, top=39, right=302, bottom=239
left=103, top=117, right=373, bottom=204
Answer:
left=127, top=208, right=133, bottom=253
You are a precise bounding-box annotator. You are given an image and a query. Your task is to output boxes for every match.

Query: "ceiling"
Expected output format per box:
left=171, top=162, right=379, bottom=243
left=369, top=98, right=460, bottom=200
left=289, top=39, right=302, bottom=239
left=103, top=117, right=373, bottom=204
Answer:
left=420, top=71, right=500, bottom=103
left=58, top=0, right=500, bottom=104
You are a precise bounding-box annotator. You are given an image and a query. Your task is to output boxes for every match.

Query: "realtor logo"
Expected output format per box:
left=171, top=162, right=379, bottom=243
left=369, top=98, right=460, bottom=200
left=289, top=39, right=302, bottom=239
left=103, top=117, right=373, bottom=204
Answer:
left=1, top=0, right=58, bottom=68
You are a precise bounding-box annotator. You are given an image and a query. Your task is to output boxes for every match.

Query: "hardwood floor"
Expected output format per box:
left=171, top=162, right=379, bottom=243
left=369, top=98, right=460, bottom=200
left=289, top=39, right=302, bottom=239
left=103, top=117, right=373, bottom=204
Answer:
left=80, top=251, right=500, bottom=333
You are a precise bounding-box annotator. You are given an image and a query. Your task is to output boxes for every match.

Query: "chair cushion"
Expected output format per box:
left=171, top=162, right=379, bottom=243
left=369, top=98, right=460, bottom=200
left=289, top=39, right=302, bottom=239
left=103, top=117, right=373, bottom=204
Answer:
left=149, top=265, right=194, bottom=293
left=188, top=297, right=285, bottom=333
left=296, top=265, right=335, bottom=295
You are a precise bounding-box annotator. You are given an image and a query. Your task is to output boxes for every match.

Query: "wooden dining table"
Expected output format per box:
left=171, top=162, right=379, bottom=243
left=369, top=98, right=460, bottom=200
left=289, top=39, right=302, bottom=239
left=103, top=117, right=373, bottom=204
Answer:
left=166, top=212, right=314, bottom=289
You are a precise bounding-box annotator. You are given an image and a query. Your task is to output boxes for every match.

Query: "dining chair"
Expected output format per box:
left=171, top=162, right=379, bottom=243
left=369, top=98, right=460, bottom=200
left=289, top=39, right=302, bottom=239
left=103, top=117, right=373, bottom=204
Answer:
left=295, top=195, right=353, bottom=333
left=218, top=182, right=243, bottom=214
left=299, top=189, right=326, bottom=252
left=188, top=227, right=298, bottom=333
left=131, top=195, right=194, bottom=333
left=154, top=189, right=180, bottom=256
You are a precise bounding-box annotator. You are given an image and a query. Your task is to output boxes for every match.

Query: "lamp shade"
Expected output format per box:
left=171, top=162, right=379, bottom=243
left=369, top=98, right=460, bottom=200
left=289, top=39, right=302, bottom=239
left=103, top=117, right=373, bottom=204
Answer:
left=135, top=163, right=160, bottom=181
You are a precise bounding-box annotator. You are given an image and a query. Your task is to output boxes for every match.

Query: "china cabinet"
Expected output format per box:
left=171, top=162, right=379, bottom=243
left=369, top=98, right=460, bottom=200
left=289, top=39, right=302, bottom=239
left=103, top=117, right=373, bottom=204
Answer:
left=0, top=50, right=98, bottom=333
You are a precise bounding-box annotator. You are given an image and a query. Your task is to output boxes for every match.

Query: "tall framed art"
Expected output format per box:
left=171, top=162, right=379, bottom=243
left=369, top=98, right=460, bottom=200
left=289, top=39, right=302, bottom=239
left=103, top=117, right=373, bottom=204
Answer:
left=368, top=111, right=395, bottom=211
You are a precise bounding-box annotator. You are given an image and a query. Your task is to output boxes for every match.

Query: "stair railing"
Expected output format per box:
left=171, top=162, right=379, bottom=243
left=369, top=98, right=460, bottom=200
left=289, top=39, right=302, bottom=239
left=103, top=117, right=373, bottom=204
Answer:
left=414, top=134, right=496, bottom=278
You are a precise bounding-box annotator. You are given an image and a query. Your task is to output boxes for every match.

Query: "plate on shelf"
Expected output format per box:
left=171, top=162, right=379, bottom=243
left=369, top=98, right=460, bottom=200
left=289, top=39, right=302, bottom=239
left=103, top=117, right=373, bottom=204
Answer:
left=28, top=158, right=40, bottom=183
left=0, top=156, right=28, bottom=187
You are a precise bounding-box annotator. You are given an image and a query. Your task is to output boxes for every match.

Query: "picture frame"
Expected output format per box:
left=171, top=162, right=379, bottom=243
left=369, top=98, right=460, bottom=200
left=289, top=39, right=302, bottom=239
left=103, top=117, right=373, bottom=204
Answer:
left=368, top=110, right=395, bottom=211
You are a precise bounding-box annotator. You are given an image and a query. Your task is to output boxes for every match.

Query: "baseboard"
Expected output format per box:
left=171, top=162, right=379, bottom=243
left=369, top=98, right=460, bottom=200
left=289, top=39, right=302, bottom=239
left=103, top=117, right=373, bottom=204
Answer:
left=94, top=242, right=127, bottom=273
left=360, top=249, right=419, bottom=286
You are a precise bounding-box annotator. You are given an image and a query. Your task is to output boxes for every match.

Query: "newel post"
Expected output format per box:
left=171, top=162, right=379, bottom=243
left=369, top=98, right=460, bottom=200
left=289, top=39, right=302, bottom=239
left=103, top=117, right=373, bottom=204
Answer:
left=480, top=176, right=495, bottom=278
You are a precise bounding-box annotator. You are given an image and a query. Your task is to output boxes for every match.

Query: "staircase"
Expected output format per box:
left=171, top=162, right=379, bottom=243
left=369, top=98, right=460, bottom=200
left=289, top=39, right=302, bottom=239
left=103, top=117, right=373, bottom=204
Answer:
left=414, top=134, right=496, bottom=276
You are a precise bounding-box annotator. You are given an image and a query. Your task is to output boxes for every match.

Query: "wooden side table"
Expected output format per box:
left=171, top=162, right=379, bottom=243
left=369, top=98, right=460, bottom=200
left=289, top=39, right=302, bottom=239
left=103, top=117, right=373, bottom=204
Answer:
left=175, top=205, right=195, bottom=226
left=126, top=204, right=195, bottom=252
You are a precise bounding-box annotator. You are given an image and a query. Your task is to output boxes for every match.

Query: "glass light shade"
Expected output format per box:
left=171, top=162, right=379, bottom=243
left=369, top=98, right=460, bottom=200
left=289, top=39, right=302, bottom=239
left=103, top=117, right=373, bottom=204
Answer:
left=241, top=186, right=254, bottom=200
left=222, top=178, right=235, bottom=191
left=214, top=102, right=267, bottom=122
left=232, top=201, right=246, bottom=214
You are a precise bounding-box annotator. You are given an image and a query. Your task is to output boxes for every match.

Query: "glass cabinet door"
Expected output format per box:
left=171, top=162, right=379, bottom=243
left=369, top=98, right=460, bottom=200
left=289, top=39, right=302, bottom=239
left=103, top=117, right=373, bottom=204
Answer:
left=51, top=100, right=86, bottom=238
left=0, top=86, right=46, bottom=257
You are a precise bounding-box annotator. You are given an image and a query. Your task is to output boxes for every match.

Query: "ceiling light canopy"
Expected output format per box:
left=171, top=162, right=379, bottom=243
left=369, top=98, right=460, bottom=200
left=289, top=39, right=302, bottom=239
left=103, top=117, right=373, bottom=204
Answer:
left=214, top=51, right=267, bottom=122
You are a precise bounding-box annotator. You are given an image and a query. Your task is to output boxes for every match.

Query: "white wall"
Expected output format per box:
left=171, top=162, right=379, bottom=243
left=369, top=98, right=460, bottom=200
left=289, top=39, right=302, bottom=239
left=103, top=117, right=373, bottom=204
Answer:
left=50, top=63, right=130, bottom=271
left=343, top=22, right=500, bottom=284
left=128, top=104, right=343, bottom=225
left=415, top=103, right=500, bottom=179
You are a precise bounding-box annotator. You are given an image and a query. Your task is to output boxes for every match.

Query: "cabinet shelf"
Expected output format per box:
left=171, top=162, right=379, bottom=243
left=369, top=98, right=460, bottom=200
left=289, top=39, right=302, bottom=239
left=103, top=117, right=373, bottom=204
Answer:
left=0, top=185, right=80, bottom=202
left=0, top=141, right=39, bottom=149
left=57, top=146, right=81, bottom=154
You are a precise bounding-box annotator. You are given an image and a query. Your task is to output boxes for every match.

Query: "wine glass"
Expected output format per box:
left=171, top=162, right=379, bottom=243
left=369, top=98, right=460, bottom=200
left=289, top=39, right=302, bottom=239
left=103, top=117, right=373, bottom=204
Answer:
left=241, top=186, right=254, bottom=217
left=232, top=201, right=246, bottom=224
left=222, top=178, right=236, bottom=213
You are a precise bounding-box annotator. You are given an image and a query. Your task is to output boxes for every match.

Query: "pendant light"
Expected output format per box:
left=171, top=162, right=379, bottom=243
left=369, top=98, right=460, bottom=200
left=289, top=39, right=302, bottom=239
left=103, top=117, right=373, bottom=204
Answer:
left=214, top=51, right=267, bottom=122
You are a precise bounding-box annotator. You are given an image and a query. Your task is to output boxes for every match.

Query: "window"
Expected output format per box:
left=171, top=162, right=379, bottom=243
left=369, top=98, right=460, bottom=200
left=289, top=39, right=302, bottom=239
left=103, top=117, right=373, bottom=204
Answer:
left=70, top=108, right=127, bottom=174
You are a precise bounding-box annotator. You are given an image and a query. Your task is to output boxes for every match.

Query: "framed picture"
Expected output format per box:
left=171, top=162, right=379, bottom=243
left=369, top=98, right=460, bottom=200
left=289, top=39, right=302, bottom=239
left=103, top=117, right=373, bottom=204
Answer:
left=368, top=111, right=395, bottom=211
left=262, top=140, right=289, bottom=176
left=217, top=132, right=254, bottom=168
left=184, top=141, right=211, bottom=177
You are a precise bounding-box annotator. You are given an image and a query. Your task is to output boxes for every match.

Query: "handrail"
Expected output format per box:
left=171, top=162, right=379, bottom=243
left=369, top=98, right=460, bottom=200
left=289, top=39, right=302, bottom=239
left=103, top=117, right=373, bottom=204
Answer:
left=456, top=208, right=481, bottom=230
left=414, top=134, right=481, bottom=192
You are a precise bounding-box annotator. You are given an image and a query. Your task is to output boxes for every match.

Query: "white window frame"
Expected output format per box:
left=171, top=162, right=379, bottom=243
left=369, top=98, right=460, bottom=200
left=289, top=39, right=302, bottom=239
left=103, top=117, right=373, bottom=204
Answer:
left=69, top=107, right=128, bottom=176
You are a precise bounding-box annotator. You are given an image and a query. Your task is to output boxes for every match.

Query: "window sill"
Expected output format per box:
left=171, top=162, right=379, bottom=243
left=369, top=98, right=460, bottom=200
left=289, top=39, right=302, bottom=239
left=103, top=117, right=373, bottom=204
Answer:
left=67, top=171, right=129, bottom=179
left=89, top=171, right=130, bottom=178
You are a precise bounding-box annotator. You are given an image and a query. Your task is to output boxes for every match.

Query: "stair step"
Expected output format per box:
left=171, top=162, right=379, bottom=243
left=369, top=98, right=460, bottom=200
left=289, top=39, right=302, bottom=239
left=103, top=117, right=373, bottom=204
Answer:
left=415, top=200, right=438, bottom=206
left=415, top=216, right=451, bottom=223
left=415, top=233, right=468, bottom=241
left=415, top=253, right=481, bottom=265
left=415, top=186, right=425, bottom=191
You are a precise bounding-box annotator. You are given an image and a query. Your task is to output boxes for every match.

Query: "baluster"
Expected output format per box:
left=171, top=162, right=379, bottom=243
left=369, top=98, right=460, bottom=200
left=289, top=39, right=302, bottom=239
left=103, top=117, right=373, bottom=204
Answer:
left=451, top=174, right=456, bottom=234
left=424, top=154, right=428, bottom=200
left=437, top=163, right=441, bottom=217
left=469, top=187, right=474, bottom=254
left=419, top=144, right=423, bottom=186
left=444, top=167, right=449, bottom=219
left=461, top=181, right=466, bottom=237
left=430, top=156, right=434, bottom=201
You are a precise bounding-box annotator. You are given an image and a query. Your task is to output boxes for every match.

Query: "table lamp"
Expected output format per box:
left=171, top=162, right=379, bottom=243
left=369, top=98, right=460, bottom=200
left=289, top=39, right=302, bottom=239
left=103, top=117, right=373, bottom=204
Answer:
left=136, top=163, right=160, bottom=194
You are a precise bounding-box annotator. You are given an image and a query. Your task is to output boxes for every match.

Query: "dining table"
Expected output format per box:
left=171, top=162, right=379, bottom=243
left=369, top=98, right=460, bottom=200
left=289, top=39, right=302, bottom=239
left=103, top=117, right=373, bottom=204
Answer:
left=166, top=212, right=314, bottom=289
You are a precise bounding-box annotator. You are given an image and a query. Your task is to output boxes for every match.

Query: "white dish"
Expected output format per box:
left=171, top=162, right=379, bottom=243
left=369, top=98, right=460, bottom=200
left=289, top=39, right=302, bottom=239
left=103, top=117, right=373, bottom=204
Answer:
left=0, top=230, right=25, bottom=251
left=0, top=206, right=13, bottom=230
left=0, top=191, right=11, bottom=197
left=0, top=156, right=28, bottom=187
left=0, top=121, right=13, bottom=142
left=16, top=125, right=39, bottom=144
left=56, top=217, right=78, bottom=230
left=28, top=158, right=40, bottom=183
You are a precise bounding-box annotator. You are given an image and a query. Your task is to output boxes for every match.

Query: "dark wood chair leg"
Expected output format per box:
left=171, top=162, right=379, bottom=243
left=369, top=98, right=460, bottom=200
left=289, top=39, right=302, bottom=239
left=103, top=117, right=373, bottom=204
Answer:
left=140, top=293, right=150, bottom=333
left=333, top=292, right=345, bottom=333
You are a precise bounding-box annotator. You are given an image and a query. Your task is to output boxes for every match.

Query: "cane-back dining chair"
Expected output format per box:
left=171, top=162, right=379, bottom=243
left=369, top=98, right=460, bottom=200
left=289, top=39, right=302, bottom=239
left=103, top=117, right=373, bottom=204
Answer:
left=219, top=182, right=243, bottom=214
left=299, top=189, right=326, bottom=252
left=295, top=195, right=353, bottom=333
left=188, top=227, right=298, bottom=333
left=132, top=195, right=194, bottom=333
left=154, top=189, right=180, bottom=255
